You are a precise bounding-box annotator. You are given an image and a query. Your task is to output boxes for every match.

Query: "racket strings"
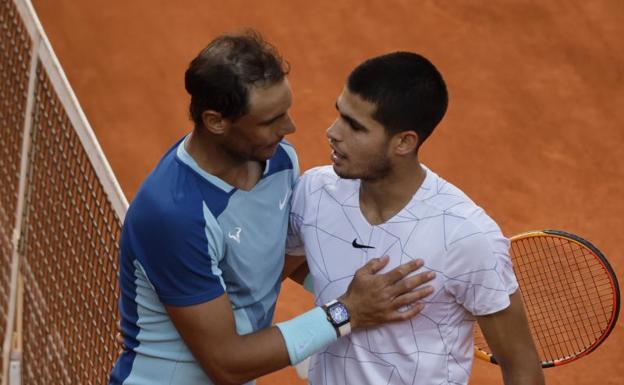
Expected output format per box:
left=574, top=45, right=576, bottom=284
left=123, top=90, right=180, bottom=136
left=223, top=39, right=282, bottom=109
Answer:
left=516, top=236, right=610, bottom=361
left=474, top=234, right=615, bottom=364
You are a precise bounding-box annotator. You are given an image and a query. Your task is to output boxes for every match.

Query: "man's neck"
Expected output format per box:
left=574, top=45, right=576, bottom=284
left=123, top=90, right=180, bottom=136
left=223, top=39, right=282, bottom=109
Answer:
left=359, top=161, right=426, bottom=226
left=185, top=129, right=263, bottom=191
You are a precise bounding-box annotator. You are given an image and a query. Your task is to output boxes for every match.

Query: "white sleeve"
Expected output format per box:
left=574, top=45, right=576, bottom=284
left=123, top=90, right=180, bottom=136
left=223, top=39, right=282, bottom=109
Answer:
left=286, top=174, right=306, bottom=256
left=442, top=220, right=519, bottom=316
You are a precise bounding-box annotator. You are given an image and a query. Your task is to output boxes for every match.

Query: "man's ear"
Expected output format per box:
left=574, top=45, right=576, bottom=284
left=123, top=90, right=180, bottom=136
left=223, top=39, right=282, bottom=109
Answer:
left=393, top=131, right=419, bottom=155
left=201, top=110, right=228, bottom=134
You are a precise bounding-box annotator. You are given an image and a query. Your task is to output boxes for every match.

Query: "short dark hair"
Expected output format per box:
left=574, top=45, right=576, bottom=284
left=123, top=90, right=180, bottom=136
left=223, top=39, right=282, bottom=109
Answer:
left=347, top=52, right=448, bottom=147
left=184, top=29, right=289, bottom=127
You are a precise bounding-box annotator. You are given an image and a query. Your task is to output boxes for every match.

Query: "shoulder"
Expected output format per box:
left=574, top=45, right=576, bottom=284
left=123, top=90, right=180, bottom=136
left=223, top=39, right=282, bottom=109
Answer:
left=297, top=165, right=355, bottom=197
left=416, top=167, right=506, bottom=248
left=290, top=166, right=360, bottom=215
left=416, top=167, right=478, bottom=216
left=125, top=156, right=211, bottom=246
left=300, top=165, right=338, bottom=184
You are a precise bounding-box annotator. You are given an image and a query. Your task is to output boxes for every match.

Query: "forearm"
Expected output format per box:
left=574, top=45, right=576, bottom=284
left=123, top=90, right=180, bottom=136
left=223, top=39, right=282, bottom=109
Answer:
left=498, top=333, right=544, bottom=385
left=196, top=326, right=290, bottom=385
left=167, top=296, right=293, bottom=385
left=478, top=292, right=545, bottom=385
left=173, top=301, right=334, bottom=385
left=501, top=361, right=545, bottom=385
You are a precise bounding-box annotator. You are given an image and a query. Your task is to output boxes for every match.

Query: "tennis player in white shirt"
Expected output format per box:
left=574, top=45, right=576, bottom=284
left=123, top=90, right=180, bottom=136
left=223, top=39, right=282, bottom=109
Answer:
left=287, top=52, right=545, bottom=385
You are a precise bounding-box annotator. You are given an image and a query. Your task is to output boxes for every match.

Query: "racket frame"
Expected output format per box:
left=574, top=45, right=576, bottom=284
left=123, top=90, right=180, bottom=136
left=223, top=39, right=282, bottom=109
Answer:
left=474, top=229, right=620, bottom=368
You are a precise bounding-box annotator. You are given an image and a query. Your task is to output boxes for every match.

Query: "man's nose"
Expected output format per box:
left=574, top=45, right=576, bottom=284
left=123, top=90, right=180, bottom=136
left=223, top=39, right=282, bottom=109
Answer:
left=281, top=115, right=296, bottom=136
left=326, top=119, right=341, bottom=142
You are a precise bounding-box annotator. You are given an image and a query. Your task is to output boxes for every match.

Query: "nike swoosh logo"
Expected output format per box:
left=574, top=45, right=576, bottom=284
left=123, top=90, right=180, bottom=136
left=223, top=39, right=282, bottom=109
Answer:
left=279, top=189, right=291, bottom=210
left=296, top=330, right=316, bottom=353
left=352, top=239, right=374, bottom=249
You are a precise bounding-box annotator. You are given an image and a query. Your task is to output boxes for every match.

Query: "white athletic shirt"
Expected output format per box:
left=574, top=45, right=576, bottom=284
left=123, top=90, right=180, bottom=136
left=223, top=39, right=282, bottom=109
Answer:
left=287, top=165, right=518, bottom=385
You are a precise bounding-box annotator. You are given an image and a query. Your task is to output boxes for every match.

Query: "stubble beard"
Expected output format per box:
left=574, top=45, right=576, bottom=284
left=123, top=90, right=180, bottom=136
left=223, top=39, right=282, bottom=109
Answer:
left=334, top=153, right=392, bottom=181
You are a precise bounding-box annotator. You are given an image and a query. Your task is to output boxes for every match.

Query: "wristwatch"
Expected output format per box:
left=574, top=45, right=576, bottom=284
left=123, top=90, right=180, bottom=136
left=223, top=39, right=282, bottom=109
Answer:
left=322, top=299, right=351, bottom=337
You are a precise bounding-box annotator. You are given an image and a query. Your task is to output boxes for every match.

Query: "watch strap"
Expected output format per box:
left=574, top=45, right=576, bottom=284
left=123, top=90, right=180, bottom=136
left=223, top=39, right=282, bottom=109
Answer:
left=337, top=320, right=351, bottom=337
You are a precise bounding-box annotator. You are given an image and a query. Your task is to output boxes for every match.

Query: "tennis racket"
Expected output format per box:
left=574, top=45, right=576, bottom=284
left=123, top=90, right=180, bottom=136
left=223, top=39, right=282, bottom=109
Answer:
left=474, top=229, right=620, bottom=368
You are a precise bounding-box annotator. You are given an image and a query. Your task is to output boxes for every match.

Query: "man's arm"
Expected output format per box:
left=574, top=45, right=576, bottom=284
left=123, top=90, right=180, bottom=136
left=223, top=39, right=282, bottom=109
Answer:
left=167, top=256, right=434, bottom=385
left=476, top=291, right=545, bottom=385
left=166, top=294, right=289, bottom=385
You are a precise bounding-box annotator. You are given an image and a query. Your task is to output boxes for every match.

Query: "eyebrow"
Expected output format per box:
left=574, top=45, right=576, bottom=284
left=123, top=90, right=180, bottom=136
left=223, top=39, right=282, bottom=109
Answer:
left=335, top=102, right=368, bottom=131
left=259, top=112, right=286, bottom=125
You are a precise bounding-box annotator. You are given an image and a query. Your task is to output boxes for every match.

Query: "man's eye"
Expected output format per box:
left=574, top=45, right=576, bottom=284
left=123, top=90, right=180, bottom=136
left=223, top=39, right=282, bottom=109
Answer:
left=349, top=122, right=365, bottom=132
left=263, top=114, right=285, bottom=126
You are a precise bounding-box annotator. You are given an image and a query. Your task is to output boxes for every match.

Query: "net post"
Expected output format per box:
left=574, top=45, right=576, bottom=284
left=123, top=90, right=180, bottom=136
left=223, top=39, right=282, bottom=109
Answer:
left=8, top=275, right=22, bottom=385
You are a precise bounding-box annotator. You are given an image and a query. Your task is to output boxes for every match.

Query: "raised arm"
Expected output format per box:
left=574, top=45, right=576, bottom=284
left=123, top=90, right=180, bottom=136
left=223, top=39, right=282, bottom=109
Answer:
left=167, top=256, right=434, bottom=385
left=476, top=291, right=545, bottom=385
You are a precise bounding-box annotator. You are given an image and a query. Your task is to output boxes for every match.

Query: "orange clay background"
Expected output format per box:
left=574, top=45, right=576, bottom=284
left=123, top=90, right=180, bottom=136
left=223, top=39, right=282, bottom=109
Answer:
left=31, top=1, right=623, bottom=384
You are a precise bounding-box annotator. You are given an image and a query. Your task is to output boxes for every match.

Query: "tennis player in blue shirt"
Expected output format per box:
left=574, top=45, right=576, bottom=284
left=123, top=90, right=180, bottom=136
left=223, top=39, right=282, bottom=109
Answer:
left=108, top=30, right=435, bottom=385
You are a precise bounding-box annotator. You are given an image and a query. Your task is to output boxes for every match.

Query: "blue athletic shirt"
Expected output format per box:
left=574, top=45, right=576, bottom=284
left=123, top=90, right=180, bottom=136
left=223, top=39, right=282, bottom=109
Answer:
left=109, top=135, right=299, bottom=385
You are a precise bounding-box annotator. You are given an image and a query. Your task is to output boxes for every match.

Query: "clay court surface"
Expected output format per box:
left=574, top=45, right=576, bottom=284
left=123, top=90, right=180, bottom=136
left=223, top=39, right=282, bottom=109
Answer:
left=30, top=0, right=623, bottom=383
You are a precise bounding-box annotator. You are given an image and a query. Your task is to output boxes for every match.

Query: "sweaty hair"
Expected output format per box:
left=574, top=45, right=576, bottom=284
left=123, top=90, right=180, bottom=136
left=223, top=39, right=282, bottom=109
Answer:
left=185, top=29, right=289, bottom=127
left=347, top=52, right=448, bottom=147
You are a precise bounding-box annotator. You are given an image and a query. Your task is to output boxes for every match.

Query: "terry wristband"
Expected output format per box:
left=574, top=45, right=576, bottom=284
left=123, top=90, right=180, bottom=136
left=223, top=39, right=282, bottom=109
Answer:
left=276, top=307, right=337, bottom=365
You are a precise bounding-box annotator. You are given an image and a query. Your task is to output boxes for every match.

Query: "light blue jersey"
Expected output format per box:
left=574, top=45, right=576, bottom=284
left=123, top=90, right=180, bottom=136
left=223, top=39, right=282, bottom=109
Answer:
left=109, top=135, right=299, bottom=385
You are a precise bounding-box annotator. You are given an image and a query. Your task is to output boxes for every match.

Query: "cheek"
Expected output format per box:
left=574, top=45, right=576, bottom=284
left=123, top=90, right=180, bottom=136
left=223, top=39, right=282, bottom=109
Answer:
left=238, top=129, right=270, bottom=149
left=256, top=127, right=279, bottom=144
left=352, top=137, right=376, bottom=155
left=251, top=128, right=282, bottom=156
left=357, top=140, right=388, bottom=165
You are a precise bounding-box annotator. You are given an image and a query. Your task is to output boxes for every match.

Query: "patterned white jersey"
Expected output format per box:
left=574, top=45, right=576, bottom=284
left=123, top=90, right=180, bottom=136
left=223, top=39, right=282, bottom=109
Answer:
left=287, top=165, right=518, bottom=385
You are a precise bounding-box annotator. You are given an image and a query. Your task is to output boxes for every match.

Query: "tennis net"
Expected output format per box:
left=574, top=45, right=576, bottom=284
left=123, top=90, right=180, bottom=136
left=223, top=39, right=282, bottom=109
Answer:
left=0, top=0, right=128, bottom=384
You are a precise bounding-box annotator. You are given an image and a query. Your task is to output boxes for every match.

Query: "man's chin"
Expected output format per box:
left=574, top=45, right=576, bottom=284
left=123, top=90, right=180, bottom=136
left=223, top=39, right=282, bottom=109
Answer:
left=254, top=147, right=279, bottom=162
left=332, top=165, right=358, bottom=180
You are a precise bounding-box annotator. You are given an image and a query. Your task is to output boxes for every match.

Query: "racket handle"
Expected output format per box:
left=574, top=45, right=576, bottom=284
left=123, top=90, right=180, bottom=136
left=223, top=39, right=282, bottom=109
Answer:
left=474, top=348, right=498, bottom=364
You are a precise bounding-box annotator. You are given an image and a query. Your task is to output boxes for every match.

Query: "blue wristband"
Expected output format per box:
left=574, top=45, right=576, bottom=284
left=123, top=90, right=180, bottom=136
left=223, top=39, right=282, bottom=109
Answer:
left=276, top=307, right=337, bottom=365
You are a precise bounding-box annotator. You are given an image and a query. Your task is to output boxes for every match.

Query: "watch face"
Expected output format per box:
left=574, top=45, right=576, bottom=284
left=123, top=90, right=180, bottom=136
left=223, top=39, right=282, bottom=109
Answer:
left=329, top=303, right=349, bottom=324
